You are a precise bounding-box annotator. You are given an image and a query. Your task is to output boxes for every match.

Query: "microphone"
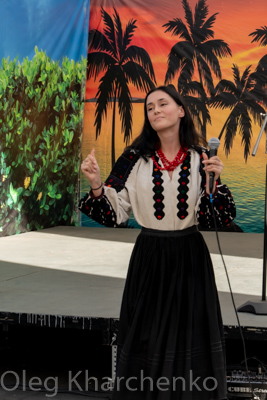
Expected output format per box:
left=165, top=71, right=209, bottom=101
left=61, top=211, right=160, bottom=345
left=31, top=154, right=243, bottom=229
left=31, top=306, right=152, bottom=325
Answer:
left=207, top=137, right=220, bottom=193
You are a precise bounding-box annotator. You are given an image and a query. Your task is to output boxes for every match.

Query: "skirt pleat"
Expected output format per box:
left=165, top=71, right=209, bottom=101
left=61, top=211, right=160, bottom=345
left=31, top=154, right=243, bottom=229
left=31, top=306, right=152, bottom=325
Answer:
left=112, top=226, right=227, bottom=400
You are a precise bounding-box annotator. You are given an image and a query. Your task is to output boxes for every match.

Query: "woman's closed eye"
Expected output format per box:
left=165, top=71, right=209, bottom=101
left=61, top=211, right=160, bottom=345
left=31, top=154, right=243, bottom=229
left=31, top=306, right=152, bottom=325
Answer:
left=147, top=102, right=167, bottom=111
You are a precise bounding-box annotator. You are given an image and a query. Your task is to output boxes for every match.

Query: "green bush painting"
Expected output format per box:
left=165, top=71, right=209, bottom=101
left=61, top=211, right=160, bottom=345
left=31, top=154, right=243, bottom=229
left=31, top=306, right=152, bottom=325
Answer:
left=0, top=48, right=87, bottom=236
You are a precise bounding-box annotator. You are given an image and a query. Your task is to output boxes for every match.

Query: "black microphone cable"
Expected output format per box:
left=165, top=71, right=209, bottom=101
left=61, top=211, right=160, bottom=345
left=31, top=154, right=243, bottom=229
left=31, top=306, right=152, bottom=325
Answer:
left=209, top=193, right=259, bottom=400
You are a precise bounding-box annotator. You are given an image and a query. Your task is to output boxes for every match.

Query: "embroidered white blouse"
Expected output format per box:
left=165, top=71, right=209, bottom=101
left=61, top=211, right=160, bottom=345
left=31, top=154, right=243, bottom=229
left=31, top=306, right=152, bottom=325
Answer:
left=79, top=148, right=236, bottom=230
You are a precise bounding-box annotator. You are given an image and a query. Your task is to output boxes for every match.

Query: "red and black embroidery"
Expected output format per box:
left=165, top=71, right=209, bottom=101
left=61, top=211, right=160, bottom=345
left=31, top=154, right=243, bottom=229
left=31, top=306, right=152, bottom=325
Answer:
left=197, top=185, right=236, bottom=228
left=152, top=154, right=165, bottom=220
left=79, top=194, right=118, bottom=227
left=195, top=146, right=236, bottom=228
left=105, top=149, right=140, bottom=193
left=177, top=151, right=191, bottom=220
left=79, top=149, right=140, bottom=227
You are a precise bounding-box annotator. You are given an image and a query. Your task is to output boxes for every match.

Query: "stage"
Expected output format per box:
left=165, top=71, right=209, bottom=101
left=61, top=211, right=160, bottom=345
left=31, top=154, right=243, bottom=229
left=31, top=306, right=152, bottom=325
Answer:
left=0, top=226, right=267, bottom=398
left=0, top=226, right=266, bottom=338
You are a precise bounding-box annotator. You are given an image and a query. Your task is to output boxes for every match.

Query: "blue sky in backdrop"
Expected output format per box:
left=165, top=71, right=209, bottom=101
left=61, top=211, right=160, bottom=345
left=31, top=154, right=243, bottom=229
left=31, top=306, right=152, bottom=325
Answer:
left=0, top=0, right=90, bottom=62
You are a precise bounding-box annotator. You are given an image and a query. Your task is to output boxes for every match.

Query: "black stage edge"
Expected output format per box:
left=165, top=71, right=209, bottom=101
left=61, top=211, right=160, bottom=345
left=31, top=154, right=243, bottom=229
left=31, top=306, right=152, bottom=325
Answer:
left=0, top=310, right=267, bottom=341
left=0, top=311, right=114, bottom=345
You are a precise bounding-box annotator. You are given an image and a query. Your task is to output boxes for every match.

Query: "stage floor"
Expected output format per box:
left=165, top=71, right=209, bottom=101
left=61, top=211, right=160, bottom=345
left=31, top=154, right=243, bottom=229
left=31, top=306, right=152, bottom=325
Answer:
left=0, top=226, right=266, bottom=332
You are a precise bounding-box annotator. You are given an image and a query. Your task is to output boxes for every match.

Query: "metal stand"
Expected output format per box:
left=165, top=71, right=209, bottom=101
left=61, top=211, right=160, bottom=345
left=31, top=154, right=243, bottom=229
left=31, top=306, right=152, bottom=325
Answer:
left=107, top=333, right=117, bottom=391
left=238, top=113, right=267, bottom=315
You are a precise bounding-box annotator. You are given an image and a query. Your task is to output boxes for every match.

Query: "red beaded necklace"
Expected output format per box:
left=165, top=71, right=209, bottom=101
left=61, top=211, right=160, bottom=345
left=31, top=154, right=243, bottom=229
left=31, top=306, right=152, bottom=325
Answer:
left=152, top=147, right=188, bottom=171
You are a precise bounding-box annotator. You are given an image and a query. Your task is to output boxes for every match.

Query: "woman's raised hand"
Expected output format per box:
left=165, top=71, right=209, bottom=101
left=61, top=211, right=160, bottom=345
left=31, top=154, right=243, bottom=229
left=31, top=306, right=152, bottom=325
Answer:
left=81, top=149, right=102, bottom=187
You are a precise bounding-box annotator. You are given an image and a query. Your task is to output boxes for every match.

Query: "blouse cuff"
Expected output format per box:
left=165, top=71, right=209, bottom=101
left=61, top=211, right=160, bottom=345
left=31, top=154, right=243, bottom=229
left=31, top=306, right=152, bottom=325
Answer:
left=89, top=187, right=105, bottom=199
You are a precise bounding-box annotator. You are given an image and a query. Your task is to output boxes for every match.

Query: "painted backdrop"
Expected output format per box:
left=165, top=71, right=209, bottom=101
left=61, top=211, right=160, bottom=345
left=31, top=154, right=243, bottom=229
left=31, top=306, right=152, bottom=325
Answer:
left=0, top=0, right=90, bottom=236
left=82, top=0, right=267, bottom=233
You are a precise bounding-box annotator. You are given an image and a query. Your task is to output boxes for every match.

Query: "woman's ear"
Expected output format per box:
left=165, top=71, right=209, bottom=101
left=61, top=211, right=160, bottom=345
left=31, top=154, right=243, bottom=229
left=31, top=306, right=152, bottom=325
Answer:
left=179, top=106, right=185, bottom=117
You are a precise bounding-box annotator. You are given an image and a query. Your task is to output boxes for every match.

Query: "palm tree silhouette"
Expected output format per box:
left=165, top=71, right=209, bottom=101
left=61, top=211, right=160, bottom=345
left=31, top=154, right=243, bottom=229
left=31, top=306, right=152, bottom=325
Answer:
left=209, top=64, right=266, bottom=161
left=87, top=7, right=156, bottom=166
left=178, top=80, right=211, bottom=136
left=249, top=26, right=267, bottom=108
left=163, top=0, right=231, bottom=139
left=249, top=54, right=267, bottom=108
left=249, top=26, right=267, bottom=46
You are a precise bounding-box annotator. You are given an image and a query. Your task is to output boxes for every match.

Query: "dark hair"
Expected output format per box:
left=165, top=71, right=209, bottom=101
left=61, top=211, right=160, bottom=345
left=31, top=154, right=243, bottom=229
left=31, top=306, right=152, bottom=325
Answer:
left=127, top=85, right=206, bottom=159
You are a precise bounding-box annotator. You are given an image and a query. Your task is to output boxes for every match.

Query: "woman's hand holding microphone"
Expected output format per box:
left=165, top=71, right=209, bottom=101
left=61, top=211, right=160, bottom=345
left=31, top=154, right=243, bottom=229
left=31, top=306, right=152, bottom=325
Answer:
left=202, top=152, right=224, bottom=194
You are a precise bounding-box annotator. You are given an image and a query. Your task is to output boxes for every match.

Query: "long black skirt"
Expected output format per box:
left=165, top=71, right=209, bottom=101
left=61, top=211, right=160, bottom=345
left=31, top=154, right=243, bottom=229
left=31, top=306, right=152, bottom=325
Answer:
left=111, top=226, right=227, bottom=400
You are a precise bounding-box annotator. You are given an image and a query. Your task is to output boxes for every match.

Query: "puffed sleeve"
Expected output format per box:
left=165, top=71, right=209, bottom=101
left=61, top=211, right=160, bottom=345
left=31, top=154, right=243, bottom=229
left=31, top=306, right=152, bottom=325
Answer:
left=78, top=149, right=140, bottom=227
left=196, top=150, right=236, bottom=229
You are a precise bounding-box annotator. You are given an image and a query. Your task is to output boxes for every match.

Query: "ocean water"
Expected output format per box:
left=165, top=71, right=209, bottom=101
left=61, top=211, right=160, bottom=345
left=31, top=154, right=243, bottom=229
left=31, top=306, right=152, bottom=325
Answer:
left=80, top=103, right=267, bottom=233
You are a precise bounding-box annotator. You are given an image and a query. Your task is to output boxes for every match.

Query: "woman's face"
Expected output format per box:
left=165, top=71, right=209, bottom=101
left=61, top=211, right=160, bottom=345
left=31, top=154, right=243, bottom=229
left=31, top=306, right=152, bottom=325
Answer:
left=146, top=90, right=185, bottom=134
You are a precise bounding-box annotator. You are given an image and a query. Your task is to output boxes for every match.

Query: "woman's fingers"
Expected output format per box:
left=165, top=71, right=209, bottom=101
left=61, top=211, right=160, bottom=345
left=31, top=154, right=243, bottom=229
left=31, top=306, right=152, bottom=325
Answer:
left=202, top=155, right=223, bottom=169
left=202, top=155, right=222, bottom=165
left=80, top=149, right=102, bottom=187
left=202, top=153, right=223, bottom=181
left=82, top=150, right=99, bottom=173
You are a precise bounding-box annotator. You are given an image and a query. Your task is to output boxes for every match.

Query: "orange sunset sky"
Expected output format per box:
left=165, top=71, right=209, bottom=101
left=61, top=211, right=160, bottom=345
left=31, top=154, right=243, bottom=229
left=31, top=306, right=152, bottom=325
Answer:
left=86, top=0, right=267, bottom=100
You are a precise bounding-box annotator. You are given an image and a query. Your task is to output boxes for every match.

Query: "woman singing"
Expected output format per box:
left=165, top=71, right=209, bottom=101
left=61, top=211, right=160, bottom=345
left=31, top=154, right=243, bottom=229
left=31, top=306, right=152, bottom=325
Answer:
left=79, top=85, right=236, bottom=400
